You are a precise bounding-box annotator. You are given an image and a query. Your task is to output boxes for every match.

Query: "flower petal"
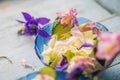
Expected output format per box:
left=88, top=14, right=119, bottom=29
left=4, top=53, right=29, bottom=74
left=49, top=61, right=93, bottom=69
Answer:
left=96, top=32, right=120, bottom=60
left=38, top=28, right=51, bottom=39
left=77, top=43, right=95, bottom=50
left=16, top=20, right=25, bottom=23
left=60, top=55, right=68, bottom=66
left=37, top=17, right=50, bottom=25
left=66, top=64, right=85, bottom=80
left=22, top=12, right=32, bottom=21
left=56, top=8, right=78, bottom=26
left=56, top=64, right=69, bottom=71
left=56, top=55, right=69, bottom=70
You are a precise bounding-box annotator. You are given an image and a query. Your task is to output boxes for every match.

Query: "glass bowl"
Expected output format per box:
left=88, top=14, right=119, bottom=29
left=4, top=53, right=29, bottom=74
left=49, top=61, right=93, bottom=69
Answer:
left=18, top=17, right=109, bottom=80
left=35, top=17, right=108, bottom=67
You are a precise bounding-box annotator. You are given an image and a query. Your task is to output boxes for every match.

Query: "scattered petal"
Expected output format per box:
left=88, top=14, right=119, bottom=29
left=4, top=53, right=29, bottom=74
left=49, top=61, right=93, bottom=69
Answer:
left=60, top=55, right=68, bottom=66
left=21, top=59, right=34, bottom=70
left=56, top=55, right=69, bottom=70
left=78, top=22, right=96, bottom=32
left=56, top=64, right=69, bottom=71
left=77, top=43, right=95, bottom=50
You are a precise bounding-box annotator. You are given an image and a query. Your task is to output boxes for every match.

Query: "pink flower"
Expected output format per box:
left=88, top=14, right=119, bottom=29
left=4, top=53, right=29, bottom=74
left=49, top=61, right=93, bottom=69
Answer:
left=96, top=32, right=120, bottom=60
left=78, top=22, right=96, bottom=32
left=67, top=56, right=96, bottom=73
left=78, top=22, right=102, bottom=35
left=57, top=8, right=78, bottom=26
left=67, top=56, right=97, bottom=79
left=21, top=59, right=34, bottom=70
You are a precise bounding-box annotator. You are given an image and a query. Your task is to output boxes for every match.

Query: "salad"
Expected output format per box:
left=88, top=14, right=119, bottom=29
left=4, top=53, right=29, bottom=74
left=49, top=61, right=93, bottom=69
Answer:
left=18, top=8, right=120, bottom=80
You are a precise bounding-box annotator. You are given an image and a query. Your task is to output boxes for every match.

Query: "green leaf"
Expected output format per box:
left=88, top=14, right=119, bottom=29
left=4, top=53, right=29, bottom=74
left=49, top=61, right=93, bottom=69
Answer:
left=52, top=18, right=73, bottom=40
left=38, top=66, right=56, bottom=79
left=18, top=27, right=24, bottom=35
left=42, top=49, right=62, bottom=67
left=64, top=50, right=75, bottom=62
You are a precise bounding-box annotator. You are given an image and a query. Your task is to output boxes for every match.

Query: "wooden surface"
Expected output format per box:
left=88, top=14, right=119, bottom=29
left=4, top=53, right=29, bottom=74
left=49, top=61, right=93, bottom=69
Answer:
left=0, top=0, right=120, bottom=80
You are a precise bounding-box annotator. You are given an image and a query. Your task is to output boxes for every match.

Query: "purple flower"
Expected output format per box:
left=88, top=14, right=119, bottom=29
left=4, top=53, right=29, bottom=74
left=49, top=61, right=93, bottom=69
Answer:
left=67, top=63, right=86, bottom=80
left=38, top=28, right=51, bottom=39
left=67, top=56, right=97, bottom=80
left=56, top=55, right=68, bottom=70
left=77, top=43, right=95, bottom=50
left=60, top=55, right=68, bottom=66
left=17, top=12, right=50, bottom=37
left=67, top=56, right=96, bottom=76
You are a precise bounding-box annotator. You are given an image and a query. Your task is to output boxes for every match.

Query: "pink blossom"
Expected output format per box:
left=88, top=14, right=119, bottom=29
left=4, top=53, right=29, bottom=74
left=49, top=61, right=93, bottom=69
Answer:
left=78, top=22, right=95, bottom=32
left=67, top=56, right=96, bottom=73
left=78, top=22, right=103, bottom=35
left=96, top=32, right=120, bottom=60
left=57, top=8, right=78, bottom=26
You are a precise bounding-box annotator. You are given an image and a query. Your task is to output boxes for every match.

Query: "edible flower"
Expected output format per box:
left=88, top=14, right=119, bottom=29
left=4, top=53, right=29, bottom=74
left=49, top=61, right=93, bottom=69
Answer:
left=56, top=55, right=68, bottom=70
left=67, top=56, right=96, bottom=79
left=96, top=32, right=120, bottom=60
left=67, top=63, right=86, bottom=80
left=78, top=22, right=102, bottom=35
left=77, top=43, right=95, bottom=50
left=57, top=8, right=78, bottom=27
left=79, top=22, right=95, bottom=32
left=17, top=12, right=50, bottom=39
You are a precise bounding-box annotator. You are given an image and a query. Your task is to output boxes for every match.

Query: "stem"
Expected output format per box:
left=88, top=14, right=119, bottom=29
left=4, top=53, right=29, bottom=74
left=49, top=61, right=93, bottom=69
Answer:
left=108, top=61, right=120, bottom=68
left=94, top=53, right=119, bottom=79
left=98, top=14, right=118, bottom=22
left=0, top=56, right=13, bottom=64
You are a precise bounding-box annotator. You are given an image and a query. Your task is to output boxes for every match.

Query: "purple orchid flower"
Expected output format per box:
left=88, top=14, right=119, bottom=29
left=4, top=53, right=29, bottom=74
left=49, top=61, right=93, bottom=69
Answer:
left=17, top=12, right=50, bottom=38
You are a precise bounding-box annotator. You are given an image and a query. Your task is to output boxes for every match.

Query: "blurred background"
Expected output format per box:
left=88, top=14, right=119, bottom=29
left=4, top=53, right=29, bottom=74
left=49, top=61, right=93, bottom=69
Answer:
left=0, top=0, right=120, bottom=80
